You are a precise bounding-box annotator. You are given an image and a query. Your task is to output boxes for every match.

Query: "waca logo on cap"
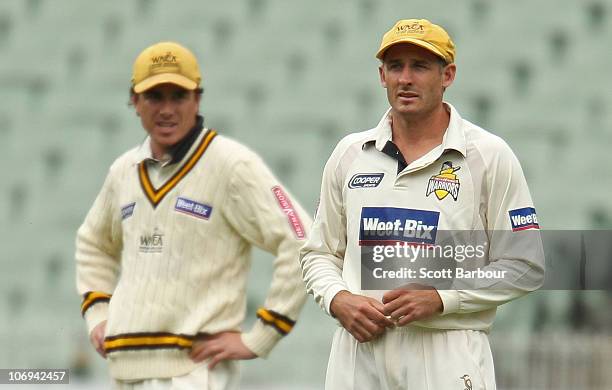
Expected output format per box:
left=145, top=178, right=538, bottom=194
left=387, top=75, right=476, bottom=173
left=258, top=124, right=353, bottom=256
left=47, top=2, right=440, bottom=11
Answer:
left=150, top=51, right=179, bottom=72
left=396, top=21, right=425, bottom=34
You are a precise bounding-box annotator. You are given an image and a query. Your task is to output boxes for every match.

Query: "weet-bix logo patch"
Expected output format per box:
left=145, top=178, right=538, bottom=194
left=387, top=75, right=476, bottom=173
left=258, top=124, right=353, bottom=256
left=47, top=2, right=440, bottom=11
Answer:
left=175, top=197, right=213, bottom=220
left=121, top=203, right=135, bottom=220
left=508, top=207, right=539, bottom=231
left=359, top=207, right=440, bottom=246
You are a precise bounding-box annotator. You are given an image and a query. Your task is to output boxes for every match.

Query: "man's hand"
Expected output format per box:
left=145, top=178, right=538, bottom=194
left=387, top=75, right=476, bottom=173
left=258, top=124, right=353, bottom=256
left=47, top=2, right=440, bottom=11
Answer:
left=382, top=285, right=443, bottom=326
left=330, top=290, right=395, bottom=343
left=189, top=331, right=256, bottom=369
left=89, top=321, right=107, bottom=358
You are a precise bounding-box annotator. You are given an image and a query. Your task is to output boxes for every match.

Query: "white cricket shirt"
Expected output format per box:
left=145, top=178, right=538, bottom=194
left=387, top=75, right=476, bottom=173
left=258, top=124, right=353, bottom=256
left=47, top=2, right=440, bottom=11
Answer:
left=300, top=103, right=544, bottom=331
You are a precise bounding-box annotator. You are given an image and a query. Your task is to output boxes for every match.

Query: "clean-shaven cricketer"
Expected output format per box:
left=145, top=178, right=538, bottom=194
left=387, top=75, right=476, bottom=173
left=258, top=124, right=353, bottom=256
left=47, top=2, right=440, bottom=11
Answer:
left=300, top=19, right=544, bottom=389
left=76, top=41, right=310, bottom=389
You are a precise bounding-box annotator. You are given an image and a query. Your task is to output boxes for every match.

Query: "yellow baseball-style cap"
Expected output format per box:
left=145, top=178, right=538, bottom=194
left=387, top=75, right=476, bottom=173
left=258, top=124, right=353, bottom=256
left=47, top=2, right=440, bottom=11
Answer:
left=376, top=19, right=455, bottom=64
left=131, top=41, right=201, bottom=93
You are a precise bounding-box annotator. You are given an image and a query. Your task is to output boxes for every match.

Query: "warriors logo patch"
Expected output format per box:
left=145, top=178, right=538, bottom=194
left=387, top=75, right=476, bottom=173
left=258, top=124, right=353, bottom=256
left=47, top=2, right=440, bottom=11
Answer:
left=426, top=161, right=461, bottom=201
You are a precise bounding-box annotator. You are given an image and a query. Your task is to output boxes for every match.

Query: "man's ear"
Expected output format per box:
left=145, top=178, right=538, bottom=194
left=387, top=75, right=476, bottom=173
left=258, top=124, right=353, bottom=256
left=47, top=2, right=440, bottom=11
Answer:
left=132, top=94, right=141, bottom=116
left=442, top=63, right=456, bottom=89
left=379, top=65, right=387, bottom=88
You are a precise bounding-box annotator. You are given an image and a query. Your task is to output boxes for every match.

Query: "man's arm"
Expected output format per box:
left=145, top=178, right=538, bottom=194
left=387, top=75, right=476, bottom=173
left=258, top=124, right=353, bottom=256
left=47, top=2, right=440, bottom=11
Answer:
left=300, top=146, right=393, bottom=341
left=384, top=140, right=545, bottom=320
left=435, top=142, right=545, bottom=315
left=299, top=150, right=349, bottom=316
left=75, top=168, right=122, bottom=355
left=194, top=150, right=310, bottom=365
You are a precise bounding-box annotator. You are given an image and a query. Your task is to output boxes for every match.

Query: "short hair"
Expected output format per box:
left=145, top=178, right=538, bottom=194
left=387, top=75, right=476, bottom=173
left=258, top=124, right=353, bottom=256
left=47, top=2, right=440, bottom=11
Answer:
left=128, top=86, right=204, bottom=107
left=379, top=52, right=449, bottom=71
left=436, top=57, right=449, bottom=69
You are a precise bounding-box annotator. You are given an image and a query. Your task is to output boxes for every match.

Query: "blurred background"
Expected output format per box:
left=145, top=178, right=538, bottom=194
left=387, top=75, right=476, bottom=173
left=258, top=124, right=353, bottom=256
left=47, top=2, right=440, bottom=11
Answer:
left=1, top=0, right=611, bottom=389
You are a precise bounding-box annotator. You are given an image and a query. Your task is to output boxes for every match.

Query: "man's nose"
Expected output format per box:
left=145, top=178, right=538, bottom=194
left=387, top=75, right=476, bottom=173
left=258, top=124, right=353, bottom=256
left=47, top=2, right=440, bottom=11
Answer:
left=159, top=99, right=175, bottom=117
left=398, top=67, right=413, bottom=84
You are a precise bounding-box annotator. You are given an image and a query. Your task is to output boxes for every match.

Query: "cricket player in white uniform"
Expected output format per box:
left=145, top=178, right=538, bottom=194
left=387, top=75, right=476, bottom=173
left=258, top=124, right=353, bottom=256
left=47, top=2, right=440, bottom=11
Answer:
left=76, top=41, right=310, bottom=389
left=300, top=19, right=545, bottom=389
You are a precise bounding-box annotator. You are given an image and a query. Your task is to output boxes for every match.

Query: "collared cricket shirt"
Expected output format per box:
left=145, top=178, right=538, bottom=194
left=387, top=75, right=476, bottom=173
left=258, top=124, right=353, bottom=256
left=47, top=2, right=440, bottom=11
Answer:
left=300, top=103, right=544, bottom=331
left=77, top=128, right=310, bottom=380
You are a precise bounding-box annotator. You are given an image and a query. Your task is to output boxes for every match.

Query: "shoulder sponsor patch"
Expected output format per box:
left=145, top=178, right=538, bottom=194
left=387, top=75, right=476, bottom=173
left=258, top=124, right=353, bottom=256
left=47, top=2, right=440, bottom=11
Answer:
left=121, top=202, right=136, bottom=220
left=359, top=207, right=440, bottom=246
left=508, top=207, right=539, bottom=231
left=272, top=186, right=306, bottom=239
left=426, top=161, right=460, bottom=201
left=175, top=197, right=213, bottom=220
left=348, top=173, right=385, bottom=189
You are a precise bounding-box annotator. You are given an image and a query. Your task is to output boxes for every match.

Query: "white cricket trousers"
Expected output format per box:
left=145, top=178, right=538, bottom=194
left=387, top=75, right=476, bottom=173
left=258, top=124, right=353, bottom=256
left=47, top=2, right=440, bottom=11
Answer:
left=113, top=360, right=239, bottom=390
left=326, top=326, right=496, bottom=390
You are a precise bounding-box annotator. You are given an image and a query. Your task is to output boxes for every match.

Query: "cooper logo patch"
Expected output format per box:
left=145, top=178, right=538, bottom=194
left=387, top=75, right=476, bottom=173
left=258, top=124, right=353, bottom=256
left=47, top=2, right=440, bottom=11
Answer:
left=348, top=173, right=385, bottom=189
left=121, top=203, right=135, bottom=220
left=359, top=207, right=440, bottom=246
left=272, top=186, right=305, bottom=239
left=426, top=161, right=461, bottom=201
left=509, top=207, right=539, bottom=231
left=175, top=197, right=212, bottom=220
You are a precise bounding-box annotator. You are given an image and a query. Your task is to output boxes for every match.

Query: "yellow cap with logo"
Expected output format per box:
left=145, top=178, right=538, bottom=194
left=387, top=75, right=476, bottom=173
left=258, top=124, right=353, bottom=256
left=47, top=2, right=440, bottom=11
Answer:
left=131, top=41, right=202, bottom=93
left=376, top=19, right=455, bottom=64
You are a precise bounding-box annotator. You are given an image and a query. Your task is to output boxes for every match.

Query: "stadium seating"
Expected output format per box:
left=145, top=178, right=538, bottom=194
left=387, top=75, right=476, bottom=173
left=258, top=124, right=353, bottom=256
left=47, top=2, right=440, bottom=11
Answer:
left=1, top=0, right=610, bottom=388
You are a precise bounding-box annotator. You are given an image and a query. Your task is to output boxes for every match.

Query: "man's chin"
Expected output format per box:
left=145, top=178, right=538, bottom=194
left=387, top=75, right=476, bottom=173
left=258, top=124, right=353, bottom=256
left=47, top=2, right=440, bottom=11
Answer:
left=152, top=135, right=181, bottom=148
left=392, top=105, right=421, bottom=116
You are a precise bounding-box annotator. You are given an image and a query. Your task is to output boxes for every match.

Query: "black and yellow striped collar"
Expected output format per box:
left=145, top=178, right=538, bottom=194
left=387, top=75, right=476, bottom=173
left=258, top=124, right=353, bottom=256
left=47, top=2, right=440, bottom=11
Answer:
left=168, top=115, right=204, bottom=164
left=132, top=116, right=205, bottom=166
left=138, top=129, right=217, bottom=208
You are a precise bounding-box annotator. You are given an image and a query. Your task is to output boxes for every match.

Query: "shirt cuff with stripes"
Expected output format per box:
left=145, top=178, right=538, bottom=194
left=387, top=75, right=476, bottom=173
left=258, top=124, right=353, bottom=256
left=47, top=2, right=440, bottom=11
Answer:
left=242, top=308, right=297, bottom=358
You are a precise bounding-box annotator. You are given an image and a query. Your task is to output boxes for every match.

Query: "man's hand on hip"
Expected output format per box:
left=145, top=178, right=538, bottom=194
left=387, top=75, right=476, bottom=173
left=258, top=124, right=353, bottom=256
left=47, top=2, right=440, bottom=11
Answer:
left=89, top=320, right=107, bottom=358
left=330, top=290, right=395, bottom=343
left=190, top=331, right=256, bottom=369
left=382, top=284, right=443, bottom=326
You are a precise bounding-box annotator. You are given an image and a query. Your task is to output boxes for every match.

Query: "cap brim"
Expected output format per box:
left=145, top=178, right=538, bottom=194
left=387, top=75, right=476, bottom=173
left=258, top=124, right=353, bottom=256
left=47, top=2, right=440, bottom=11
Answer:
left=376, top=38, right=448, bottom=62
left=133, top=73, right=198, bottom=93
